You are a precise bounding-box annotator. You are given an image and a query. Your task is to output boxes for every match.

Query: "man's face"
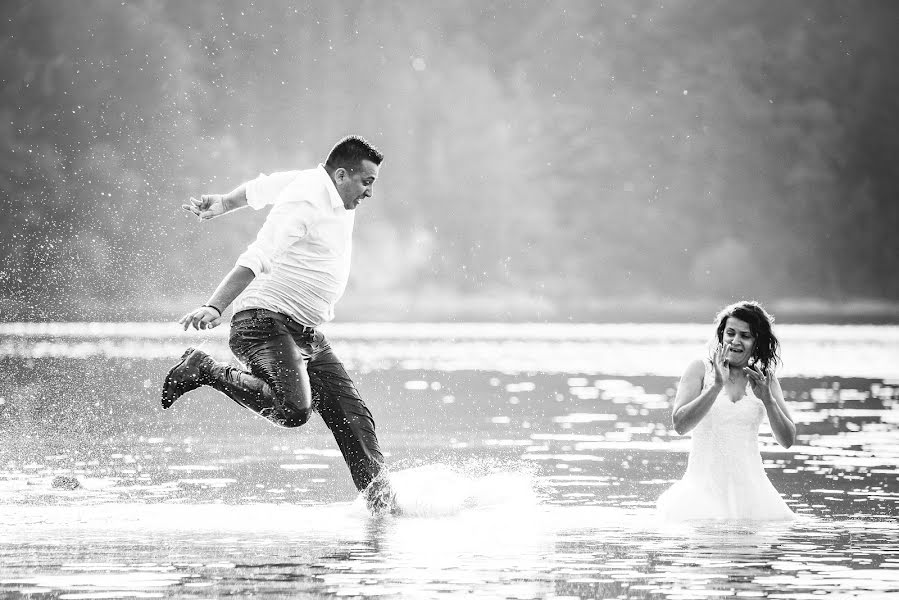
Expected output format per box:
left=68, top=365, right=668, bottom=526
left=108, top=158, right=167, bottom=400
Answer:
left=335, top=159, right=380, bottom=210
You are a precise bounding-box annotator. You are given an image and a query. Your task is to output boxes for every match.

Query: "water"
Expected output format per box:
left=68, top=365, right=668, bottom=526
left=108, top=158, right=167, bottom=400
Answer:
left=0, top=322, right=897, bottom=599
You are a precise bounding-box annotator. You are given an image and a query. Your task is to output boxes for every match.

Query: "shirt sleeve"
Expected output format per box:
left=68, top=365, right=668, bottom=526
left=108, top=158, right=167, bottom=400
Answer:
left=244, top=171, right=302, bottom=209
left=235, top=198, right=319, bottom=276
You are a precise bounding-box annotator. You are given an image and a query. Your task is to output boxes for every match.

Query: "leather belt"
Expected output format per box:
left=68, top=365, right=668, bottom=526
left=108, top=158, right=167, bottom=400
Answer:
left=231, top=309, right=314, bottom=333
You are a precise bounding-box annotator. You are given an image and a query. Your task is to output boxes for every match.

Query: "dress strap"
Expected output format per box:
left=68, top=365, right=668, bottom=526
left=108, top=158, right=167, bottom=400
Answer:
left=700, top=359, right=715, bottom=392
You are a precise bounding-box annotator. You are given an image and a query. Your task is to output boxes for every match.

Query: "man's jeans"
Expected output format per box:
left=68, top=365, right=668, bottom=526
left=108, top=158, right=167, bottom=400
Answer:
left=205, top=310, right=386, bottom=493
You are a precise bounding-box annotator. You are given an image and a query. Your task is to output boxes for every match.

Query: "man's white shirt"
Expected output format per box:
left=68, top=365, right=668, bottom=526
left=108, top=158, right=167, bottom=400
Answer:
left=232, top=165, right=354, bottom=327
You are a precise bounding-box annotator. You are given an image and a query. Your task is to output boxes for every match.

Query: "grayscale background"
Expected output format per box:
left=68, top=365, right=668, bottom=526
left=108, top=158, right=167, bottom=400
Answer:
left=2, top=4, right=899, bottom=600
left=2, top=0, right=897, bottom=324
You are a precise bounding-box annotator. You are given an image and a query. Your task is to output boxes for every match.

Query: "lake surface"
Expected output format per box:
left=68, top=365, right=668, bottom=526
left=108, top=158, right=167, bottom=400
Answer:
left=0, top=322, right=897, bottom=599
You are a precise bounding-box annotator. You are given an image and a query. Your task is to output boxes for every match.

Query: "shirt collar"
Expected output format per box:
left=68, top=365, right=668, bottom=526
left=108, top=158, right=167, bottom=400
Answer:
left=318, top=164, right=345, bottom=210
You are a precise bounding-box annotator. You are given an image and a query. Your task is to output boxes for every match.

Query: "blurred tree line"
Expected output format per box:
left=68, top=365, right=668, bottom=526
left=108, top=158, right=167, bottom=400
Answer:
left=1, top=0, right=897, bottom=322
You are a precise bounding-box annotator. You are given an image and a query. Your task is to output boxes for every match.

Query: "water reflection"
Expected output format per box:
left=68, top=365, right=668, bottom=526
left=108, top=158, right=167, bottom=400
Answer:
left=0, top=324, right=897, bottom=598
left=3, top=504, right=896, bottom=598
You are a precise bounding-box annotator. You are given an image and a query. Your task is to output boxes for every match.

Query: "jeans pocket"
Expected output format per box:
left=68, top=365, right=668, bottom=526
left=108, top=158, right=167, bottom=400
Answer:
left=239, top=316, right=276, bottom=332
left=230, top=317, right=276, bottom=349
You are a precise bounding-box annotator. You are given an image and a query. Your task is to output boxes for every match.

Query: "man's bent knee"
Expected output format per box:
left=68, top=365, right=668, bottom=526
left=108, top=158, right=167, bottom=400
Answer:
left=279, top=407, right=311, bottom=428
left=269, top=382, right=312, bottom=428
left=265, top=405, right=311, bottom=428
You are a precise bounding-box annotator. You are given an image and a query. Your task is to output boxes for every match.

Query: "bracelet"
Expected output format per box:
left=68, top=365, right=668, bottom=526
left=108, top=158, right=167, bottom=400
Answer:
left=202, top=304, right=222, bottom=316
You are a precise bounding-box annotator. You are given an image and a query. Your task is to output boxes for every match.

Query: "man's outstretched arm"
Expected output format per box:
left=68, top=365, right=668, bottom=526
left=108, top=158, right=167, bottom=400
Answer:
left=182, top=184, right=249, bottom=221
left=178, top=266, right=256, bottom=330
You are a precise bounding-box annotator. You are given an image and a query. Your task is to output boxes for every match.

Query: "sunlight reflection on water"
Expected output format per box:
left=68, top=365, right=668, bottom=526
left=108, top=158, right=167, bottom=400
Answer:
left=1, top=321, right=898, bottom=377
left=0, top=323, right=897, bottom=598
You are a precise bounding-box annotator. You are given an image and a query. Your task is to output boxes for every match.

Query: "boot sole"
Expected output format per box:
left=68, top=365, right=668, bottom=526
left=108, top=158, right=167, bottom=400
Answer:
left=161, top=347, right=197, bottom=410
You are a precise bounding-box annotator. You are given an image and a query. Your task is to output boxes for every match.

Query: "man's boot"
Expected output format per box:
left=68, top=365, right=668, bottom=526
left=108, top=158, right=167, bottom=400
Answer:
left=161, top=347, right=214, bottom=409
left=365, top=472, right=400, bottom=515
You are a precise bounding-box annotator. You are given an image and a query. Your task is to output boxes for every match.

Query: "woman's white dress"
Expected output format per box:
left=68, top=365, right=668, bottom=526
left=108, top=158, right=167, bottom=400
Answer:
left=656, top=361, right=794, bottom=521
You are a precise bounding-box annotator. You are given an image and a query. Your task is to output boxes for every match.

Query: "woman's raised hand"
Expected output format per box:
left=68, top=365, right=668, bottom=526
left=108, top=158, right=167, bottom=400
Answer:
left=712, top=343, right=729, bottom=386
left=744, top=364, right=772, bottom=403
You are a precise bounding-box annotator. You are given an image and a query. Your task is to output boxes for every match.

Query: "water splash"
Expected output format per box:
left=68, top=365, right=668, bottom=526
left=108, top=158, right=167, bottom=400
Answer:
left=357, top=463, right=538, bottom=518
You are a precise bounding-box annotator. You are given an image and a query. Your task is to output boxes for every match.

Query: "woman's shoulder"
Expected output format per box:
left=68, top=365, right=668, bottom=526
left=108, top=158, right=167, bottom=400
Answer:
left=684, top=357, right=709, bottom=376
left=680, top=357, right=709, bottom=387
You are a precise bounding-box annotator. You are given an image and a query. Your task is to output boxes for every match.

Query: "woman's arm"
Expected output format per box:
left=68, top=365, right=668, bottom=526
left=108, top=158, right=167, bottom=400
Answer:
left=746, top=368, right=796, bottom=448
left=672, top=352, right=724, bottom=435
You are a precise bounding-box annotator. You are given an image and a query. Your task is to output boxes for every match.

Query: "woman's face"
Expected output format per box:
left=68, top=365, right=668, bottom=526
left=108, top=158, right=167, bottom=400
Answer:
left=720, top=317, right=756, bottom=369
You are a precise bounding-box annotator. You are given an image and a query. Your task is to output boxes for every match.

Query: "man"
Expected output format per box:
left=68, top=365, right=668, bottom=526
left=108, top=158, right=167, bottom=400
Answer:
left=162, top=135, right=394, bottom=513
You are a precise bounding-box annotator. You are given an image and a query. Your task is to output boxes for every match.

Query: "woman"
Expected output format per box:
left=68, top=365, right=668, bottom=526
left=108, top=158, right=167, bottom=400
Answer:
left=656, top=301, right=796, bottom=521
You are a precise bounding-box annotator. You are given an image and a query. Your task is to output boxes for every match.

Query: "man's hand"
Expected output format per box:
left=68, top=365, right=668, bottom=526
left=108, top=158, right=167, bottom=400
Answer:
left=182, top=195, right=226, bottom=221
left=178, top=306, right=224, bottom=331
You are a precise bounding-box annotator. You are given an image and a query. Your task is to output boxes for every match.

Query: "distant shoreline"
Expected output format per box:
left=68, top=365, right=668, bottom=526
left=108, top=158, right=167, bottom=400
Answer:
left=2, top=294, right=899, bottom=325
left=1, top=321, right=896, bottom=379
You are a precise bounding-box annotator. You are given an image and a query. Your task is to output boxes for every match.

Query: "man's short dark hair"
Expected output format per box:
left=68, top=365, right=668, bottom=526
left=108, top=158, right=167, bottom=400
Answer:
left=326, top=135, right=384, bottom=172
